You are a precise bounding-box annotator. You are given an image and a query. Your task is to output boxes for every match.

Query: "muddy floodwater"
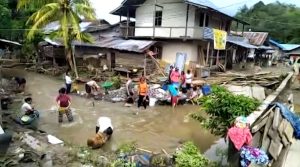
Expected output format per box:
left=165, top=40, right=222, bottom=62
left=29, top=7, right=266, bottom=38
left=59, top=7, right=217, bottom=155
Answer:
left=1, top=68, right=218, bottom=154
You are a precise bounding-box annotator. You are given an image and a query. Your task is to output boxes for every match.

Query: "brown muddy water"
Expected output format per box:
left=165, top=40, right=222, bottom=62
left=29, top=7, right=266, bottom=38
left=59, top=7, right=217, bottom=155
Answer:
left=1, top=68, right=218, bottom=155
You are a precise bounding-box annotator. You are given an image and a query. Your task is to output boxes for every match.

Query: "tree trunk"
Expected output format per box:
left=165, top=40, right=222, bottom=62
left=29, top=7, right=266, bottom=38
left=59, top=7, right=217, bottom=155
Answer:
left=66, top=48, right=73, bottom=70
left=65, top=47, right=79, bottom=78
left=72, top=47, right=79, bottom=78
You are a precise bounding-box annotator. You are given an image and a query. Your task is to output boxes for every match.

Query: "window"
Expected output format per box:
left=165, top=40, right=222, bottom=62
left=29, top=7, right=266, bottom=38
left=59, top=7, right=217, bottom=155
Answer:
left=155, top=11, right=162, bottom=27
left=199, top=13, right=209, bottom=27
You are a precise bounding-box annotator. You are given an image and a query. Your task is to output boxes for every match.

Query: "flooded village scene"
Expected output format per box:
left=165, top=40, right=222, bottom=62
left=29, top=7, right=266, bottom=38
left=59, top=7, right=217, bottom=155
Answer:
left=1, top=0, right=300, bottom=167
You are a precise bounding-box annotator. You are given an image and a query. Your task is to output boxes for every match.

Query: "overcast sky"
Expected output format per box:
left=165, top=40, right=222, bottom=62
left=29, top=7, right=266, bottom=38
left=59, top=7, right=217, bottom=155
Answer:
left=90, top=0, right=300, bottom=24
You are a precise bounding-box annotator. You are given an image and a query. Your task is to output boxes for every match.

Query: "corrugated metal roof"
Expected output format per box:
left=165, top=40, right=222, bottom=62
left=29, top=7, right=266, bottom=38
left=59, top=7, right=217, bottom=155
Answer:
left=44, top=37, right=155, bottom=53
left=231, top=31, right=268, bottom=46
left=227, top=36, right=258, bottom=49
left=269, top=39, right=300, bottom=51
left=43, top=21, right=92, bottom=34
left=111, top=0, right=248, bottom=25
left=243, top=32, right=268, bottom=46
left=280, top=44, right=300, bottom=51
left=0, top=38, right=21, bottom=46
left=203, top=28, right=257, bottom=49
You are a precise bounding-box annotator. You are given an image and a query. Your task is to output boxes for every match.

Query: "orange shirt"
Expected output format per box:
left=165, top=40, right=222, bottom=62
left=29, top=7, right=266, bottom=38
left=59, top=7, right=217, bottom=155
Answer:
left=139, top=82, right=148, bottom=96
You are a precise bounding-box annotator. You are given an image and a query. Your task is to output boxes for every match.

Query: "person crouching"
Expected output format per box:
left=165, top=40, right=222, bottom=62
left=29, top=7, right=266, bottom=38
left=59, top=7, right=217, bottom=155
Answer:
left=87, top=117, right=113, bottom=149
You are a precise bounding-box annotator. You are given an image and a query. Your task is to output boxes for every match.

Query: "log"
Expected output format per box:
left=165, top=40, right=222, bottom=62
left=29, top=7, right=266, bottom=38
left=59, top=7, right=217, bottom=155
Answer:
left=2, top=63, right=34, bottom=68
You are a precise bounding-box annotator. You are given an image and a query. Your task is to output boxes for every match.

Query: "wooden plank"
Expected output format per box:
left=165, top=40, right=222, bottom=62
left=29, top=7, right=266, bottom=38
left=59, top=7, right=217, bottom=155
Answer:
left=251, top=131, right=262, bottom=148
left=273, top=107, right=281, bottom=130
left=281, top=135, right=290, bottom=147
left=261, top=136, right=271, bottom=152
left=284, top=122, right=294, bottom=143
left=262, top=112, right=274, bottom=144
left=248, top=72, right=294, bottom=126
left=278, top=119, right=288, bottom=138
left=251, top=106, right=275, bottom=127
left=268, top=139, right=283, bottom=160
left=272, top=145, right=291, bottom=167
left=251, top=115, right=269, bottom=133
left=268, top=128, right=281, bottom=143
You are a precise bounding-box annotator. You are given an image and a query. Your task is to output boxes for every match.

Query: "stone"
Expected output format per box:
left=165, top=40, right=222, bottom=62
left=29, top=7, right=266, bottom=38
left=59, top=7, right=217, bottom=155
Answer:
left=252, top=86, right=266, bottom=101
left=268, top=140, right=283, bottom=160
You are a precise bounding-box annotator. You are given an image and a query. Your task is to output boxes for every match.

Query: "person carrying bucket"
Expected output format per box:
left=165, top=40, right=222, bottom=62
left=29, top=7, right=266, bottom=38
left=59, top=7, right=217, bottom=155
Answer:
left=56, top=88, right=73, bottom=123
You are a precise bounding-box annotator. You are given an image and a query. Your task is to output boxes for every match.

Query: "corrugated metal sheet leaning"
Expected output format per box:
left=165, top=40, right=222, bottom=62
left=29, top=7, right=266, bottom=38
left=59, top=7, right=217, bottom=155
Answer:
left=44, top=37, right=156, bottom=53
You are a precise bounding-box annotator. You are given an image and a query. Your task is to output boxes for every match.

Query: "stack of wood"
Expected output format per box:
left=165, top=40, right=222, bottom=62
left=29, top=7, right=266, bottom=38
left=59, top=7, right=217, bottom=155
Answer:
left=217, top=72, right=284, bottom=88
left=251, top=106, right=294, bottom=167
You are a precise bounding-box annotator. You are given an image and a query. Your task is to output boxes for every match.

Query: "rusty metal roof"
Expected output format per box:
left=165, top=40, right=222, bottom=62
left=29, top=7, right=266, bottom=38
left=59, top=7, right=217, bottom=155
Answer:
left=231, top=32, right=268, bottom=46
left=44, top=37, right=156, bottom=53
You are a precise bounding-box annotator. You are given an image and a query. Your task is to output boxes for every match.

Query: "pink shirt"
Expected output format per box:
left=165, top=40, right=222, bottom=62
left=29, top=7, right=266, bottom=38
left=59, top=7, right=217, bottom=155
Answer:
left=171, top=71, right=180, bottom=83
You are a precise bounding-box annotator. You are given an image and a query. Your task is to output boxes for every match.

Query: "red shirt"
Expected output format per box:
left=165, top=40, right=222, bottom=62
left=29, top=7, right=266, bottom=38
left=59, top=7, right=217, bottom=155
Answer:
left=171, top=71, right=180, bottom=83
left=56, top=94, right=71, bottom=107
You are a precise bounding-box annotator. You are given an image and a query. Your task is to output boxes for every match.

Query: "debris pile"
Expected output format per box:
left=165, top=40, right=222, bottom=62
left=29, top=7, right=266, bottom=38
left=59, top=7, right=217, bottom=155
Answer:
left=250, top=103, right=300, bottom=166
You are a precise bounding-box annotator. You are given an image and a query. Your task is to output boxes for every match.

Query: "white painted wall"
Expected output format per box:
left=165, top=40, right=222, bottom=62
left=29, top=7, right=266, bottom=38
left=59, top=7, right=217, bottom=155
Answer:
left=135, top=0, right=200, bottom=38
left=162, top=41, right=194, bottom=64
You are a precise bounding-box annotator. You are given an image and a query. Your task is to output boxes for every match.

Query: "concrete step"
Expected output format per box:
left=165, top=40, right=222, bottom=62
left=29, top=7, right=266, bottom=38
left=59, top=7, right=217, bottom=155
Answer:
left=283, top=140, right=300, bottom=167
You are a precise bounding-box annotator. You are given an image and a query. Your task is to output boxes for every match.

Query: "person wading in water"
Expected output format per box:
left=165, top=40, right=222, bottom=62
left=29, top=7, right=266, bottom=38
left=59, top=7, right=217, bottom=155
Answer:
left=136, top=76, right=149, bottom=114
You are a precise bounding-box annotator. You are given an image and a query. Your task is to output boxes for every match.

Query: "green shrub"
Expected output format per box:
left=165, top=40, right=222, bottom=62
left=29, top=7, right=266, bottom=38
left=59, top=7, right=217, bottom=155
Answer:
left=175, top=142, right=210, bottom=167
left=111, top=75, right=121, bottom=89
left=191, top=85, right=260, bottom=136
left=116, top=142, right=137, bottom=155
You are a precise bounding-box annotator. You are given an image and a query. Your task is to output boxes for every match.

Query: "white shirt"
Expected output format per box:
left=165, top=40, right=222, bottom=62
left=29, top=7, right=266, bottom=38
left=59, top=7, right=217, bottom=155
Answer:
left=186, top=73, right=193, bottom=84
left=87, top=80, right=97, bottom=87
left=21, top=102, right=32, bottom=113
left=65, top=75, right=72, bottom=84
left=96, top=117, right=113, bottom=133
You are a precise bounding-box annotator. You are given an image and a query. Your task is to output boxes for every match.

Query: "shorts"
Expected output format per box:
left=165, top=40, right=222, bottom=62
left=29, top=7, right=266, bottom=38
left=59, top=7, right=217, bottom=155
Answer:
left=171, top=96, right=178, bottom=106
left=85, top=84, right=92, bottom=94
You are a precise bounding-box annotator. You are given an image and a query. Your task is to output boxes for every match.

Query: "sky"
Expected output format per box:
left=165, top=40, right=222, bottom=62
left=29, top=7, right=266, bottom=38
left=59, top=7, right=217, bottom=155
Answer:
left=90, top=0, right=300, bottom=24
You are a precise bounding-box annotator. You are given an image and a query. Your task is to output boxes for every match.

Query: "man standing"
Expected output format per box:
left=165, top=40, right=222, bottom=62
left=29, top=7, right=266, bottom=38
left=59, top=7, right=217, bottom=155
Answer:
left=56, top=88, right=73, bottom=123
left=65, top=72, right=72, bottom=94
left=185, top=70, right=193, bottom=91
left=126, top=76, right=134, bottom=96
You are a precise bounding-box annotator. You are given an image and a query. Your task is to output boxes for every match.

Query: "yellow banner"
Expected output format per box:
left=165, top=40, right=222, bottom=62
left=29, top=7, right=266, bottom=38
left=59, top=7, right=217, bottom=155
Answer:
left=213, top=29, right=227, bottom=50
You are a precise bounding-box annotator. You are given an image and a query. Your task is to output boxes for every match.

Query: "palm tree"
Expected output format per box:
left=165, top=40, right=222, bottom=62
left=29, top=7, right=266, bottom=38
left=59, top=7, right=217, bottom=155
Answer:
left=18, top=0, right=96, bottom=77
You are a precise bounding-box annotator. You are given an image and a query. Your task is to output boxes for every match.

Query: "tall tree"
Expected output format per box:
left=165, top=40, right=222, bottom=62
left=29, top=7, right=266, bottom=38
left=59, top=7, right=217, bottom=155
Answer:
left=18, top=0, right=96, bottom=77
left=235, top=1, right=300, bottom=44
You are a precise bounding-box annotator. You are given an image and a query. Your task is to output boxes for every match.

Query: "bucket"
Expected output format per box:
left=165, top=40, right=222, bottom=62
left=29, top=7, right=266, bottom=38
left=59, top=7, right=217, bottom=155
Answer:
left=149, top=98, right=157, bottom=107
